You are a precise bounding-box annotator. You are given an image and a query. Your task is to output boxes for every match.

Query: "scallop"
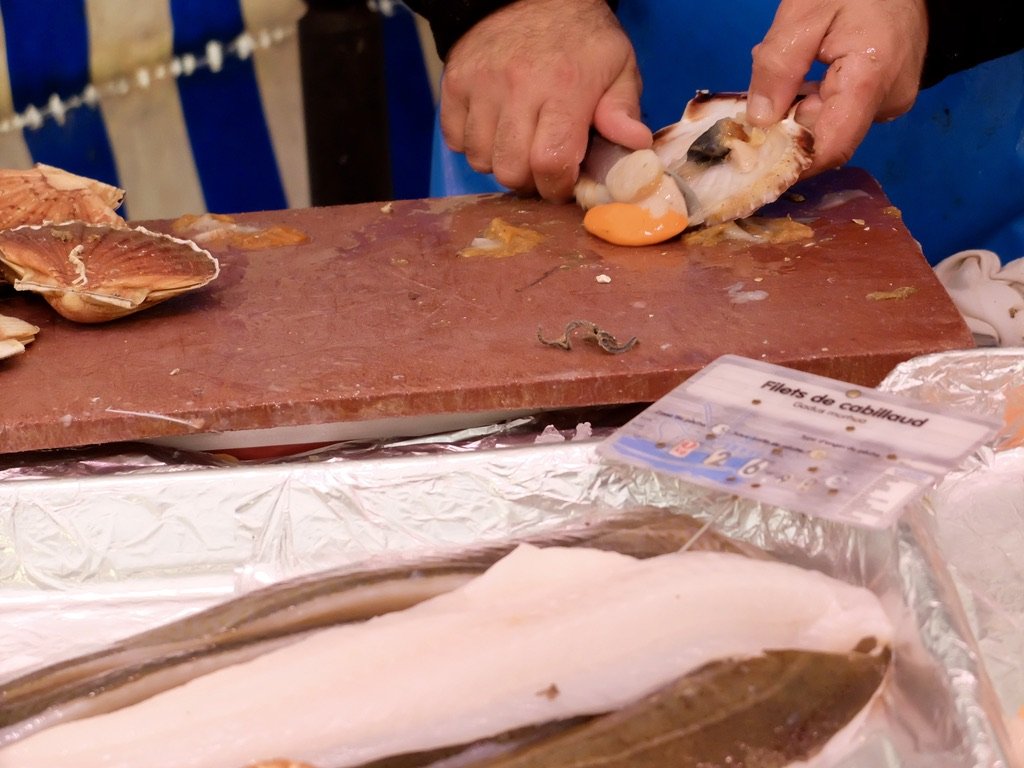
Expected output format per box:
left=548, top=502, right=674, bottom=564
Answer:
left=0, top=164, right=126, bottom=230
left=0, top=223, right=219, bottom=323
left=574, top=91, right=814, bottom=245
left=576, top=142, right=691, bottom=246
left=654, top=91, right=814, bottom=227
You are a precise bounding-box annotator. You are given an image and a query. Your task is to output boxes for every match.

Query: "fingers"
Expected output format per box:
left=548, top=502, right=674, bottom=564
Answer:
left=436, top=0, right=642, bottom=202
left=438, top=72, right=468, bottom=167
left=751, top=0, right=928, bottom=179
left=592, top=58, right=652, bottom=151
left=801, top=54, right=880, bottom=175
left=747, top=0, right=834, bottom=126
left=529, top=102, right=593, bottom=202
left=444, top=66, right=602, bottom=200
left=445, top=80, right=638, bottom=202
left=461, top=99, right=502, bottom=175
left=527, top=55, right=648, bottom=201
left=527, top=69, right=649, bottom=202
left=522, top=62, right=647, bottom=201
left=800, top=0, right=925, bottom=176
left=491, top=105, right=541, bottom=192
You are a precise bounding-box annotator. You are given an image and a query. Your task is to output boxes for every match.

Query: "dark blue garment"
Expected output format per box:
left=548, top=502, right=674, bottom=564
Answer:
left=383, top=4, right=435, bottom=200
left=430, top=0, right=1024, bottom=265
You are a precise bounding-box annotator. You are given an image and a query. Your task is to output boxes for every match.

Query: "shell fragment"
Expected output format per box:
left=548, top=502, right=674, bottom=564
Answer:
left=0, top=313, right=40, bottom=359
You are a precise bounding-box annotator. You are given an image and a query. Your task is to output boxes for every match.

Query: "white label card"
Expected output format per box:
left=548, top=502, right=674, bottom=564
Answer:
left=598, top=355, right=1000, bottom=528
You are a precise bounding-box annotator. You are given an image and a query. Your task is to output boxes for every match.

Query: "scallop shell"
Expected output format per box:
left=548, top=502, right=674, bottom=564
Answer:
left=653, top=91, right=814, bottom=227
left=0, top=164, right=126, bottom=230
left=0, top=223, right=219, bottom=323
left=0, top=313, right=39, bottom=359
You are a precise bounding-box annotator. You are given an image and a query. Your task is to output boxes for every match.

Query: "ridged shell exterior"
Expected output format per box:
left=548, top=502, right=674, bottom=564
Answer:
left=653, top=92, right=814, bottom=227
left=0, top=164, right=126, bottom=230
left=0, top=223, right=219, bottom=323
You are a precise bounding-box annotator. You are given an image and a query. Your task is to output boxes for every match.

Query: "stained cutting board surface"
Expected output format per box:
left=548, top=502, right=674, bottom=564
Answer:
left=0, top=168, right=973, bottom=453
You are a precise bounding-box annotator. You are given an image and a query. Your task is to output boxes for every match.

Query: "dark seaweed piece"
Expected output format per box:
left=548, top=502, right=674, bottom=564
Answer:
left=537, top=320, right=638, bottom=355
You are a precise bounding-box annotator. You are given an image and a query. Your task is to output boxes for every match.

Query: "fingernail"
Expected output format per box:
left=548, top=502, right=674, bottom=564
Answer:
left=747, top=94, right=774, bottom=124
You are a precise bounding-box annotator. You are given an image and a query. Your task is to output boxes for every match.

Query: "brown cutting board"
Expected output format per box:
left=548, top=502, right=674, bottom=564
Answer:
left=0, top=167, right=973, bottom=454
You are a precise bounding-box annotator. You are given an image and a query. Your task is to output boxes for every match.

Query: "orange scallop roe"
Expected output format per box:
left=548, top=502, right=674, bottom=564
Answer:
left=582, top=202, right=688, bottom=246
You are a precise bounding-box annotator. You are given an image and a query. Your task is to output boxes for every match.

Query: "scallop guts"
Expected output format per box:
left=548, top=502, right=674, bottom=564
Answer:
left=0, top=546, right=892, bottom=768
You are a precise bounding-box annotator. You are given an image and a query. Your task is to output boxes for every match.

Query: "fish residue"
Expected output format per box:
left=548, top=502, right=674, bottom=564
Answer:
left=683, top=216, right=813, bottom=247
left=458, top=218, right=543, bottom=259
left=867, top=286, right=917, bottom=301
left=817, top=189, right=871, bottom=211
left=171, top=213, right=309, bottom=250
left=727, top=282, right=769, bottom=304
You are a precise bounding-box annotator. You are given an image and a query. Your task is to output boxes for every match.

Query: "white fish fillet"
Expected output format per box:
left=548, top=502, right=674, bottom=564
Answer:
left=0, top=546, right=893, bottom=768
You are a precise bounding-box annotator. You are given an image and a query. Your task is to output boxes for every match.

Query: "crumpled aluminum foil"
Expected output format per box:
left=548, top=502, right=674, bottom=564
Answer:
left=0, top=365, right=1019, bottom=765
left=924, top=448, right=1024, bottom=716
left=881, top=349, right=1024, bottom=732
left=880, top=349, right=1024, bottom=450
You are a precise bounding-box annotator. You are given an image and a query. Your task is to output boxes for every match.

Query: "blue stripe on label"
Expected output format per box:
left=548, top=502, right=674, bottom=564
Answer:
left=1, top=0, right=121, bottom=188
left=170, top=0, right=287, bottom=213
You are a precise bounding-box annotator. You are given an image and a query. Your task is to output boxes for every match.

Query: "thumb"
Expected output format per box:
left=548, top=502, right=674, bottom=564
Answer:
left=592, top=66, right=652, bottom=150
left=746, top=3, right=828, bottom=126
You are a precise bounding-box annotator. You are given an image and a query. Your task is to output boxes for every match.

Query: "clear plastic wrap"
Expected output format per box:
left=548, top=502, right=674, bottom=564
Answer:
left=882, top=349, right=1024, bottom=737
left=1, top=353, right=1022, bottom=764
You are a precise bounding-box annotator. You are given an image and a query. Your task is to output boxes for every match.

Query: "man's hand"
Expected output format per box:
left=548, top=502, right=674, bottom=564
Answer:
left=746, top=0, right=929, bottom=177
left=440, top=0, right=651, bottom=202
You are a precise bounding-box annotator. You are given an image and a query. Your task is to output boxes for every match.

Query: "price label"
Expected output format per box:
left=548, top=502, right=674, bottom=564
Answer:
left=598, top=355, right=1000, bottom=528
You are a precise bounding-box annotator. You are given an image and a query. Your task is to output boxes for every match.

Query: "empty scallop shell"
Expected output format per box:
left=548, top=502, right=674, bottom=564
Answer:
left=0, top=164, right=126, bottom=230
left=653, top=91, right=814, bottom=227
left=0, top=312, right=39, bottom=359
left=0, top=223, right=219, bottom=323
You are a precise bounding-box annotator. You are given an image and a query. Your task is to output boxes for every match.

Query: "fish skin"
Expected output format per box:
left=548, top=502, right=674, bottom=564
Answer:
left=0, top=568, right=482, bottom=745
left=3, top=548, right=892, bottom=767
left=474, top=648, right=890, bottom=768
left=353, top=649, right=890, bottom=768
left=0, top=509, right=735, bottom=746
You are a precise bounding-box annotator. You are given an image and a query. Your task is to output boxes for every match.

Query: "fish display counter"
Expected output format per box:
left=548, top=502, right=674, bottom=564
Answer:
left=1, top=350, right=1022, bottom=766
left=0, top=162, right=1016, bottom=764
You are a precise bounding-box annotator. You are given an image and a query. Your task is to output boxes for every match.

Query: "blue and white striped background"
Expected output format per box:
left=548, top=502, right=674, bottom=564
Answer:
left=0, top=1, right=440, bottom=220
